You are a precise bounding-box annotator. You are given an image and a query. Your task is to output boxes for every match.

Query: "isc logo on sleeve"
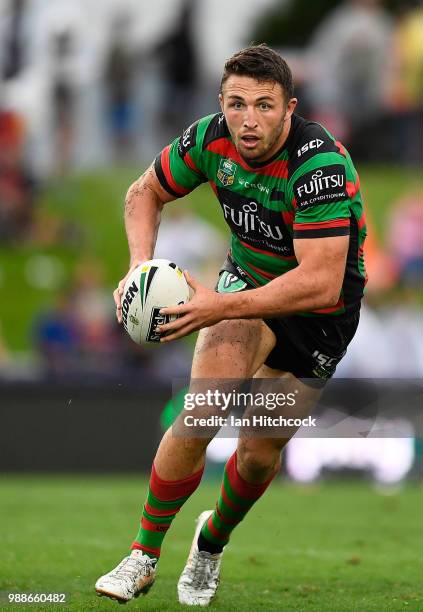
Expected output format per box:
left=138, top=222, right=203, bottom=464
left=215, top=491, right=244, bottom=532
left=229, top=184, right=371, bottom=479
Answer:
left=297, top=139, right=324, bottom=157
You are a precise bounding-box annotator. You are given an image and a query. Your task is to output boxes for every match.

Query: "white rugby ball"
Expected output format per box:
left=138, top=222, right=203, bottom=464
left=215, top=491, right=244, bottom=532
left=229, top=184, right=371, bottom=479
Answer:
left=121, top=259, right=190, bottom=344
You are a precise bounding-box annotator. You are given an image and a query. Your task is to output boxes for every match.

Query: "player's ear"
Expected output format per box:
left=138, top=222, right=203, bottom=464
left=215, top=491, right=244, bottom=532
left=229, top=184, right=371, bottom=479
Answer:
left=218, top=93, right=224, bottom=113
left=284, top=98, right=298, bottom=120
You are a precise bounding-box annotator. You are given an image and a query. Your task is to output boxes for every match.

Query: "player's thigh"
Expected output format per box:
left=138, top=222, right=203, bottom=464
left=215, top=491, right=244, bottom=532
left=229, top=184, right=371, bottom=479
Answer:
left=238, top=365, right=322, bottom=457
left=191, top=319, right=276, bottom=379
left=173, top=321, right=275, bottom=443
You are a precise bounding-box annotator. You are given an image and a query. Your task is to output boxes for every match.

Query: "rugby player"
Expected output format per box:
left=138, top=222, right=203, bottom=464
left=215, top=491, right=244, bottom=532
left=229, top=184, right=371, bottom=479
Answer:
left=95, top=44, right=366, bottom=605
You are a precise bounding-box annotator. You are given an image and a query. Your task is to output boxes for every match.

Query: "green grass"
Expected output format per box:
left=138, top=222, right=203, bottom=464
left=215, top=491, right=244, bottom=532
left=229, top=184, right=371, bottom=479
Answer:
left=1, top=164, right=423, bottom=351
left=1, top=475, right=423, bottom=610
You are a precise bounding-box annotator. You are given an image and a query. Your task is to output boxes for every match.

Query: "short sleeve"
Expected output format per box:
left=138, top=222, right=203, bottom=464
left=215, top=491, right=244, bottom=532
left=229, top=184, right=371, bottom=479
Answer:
left=289, top=158, right=355, bottom=239
left=154, top=119, right=207, bottom=198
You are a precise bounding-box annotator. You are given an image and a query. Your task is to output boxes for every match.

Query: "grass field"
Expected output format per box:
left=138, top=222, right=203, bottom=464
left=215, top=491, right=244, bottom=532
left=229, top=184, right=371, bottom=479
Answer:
left=1, top=475, right=423, bottom=611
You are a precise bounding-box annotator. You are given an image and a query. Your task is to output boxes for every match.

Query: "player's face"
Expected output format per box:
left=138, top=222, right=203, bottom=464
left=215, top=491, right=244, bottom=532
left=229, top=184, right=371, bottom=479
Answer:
left=220, top=75, right=297, bottom=163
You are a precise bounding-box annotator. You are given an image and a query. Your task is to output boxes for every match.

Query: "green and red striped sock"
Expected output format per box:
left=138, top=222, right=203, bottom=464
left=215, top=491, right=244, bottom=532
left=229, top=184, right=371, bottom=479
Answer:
left=131, top=463, right=204, bottom=559
left=199, top=451, right=276, bottom=552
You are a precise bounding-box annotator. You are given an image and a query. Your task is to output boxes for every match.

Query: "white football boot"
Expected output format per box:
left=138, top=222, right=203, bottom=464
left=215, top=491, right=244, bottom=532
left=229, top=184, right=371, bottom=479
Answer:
left=178, top=510, right=224, bottom=606
left=95, top=549, right=156, bottom=603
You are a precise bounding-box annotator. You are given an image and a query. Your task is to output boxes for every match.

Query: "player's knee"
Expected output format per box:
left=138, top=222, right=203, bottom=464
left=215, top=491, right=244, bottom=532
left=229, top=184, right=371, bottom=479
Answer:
left=237, top=439, right=281, bottom=481
left=182, top=436, right=212, bottom=454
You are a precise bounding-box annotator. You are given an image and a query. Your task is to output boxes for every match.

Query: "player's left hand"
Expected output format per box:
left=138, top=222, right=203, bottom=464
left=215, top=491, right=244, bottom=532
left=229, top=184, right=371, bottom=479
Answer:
left=157, top=271, right=226, bottom=342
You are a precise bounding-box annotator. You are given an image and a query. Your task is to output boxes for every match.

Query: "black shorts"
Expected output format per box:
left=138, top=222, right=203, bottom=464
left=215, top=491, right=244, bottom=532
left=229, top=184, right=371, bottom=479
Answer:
left=216, top=257, right=360, bottom=386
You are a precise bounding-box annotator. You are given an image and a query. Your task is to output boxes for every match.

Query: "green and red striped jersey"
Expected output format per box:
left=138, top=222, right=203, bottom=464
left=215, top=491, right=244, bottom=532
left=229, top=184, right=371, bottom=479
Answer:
left=155, top=113, right=367, bottom=316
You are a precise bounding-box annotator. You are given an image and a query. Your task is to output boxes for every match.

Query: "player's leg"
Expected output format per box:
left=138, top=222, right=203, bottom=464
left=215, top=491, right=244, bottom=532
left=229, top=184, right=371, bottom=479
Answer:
left=153, top=318, right=276, bottom=480
left=96, top=319, right=275, bottom=602
left=201, top=311, right=360, bottom=552
left=177, top=365, right=318, bottom=606
left=196, top=366, right=320, bottom=557
left=179, top=311, right=360, bottom=604
left=130, top=320, right=275, bottom=557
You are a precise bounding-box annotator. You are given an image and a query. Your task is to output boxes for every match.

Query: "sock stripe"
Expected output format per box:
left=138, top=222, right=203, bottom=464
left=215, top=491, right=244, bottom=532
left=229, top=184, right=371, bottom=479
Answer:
left=206, top=516, right=229, bottom=543
left=215, top=504, right=239, bottom=526
left=141, top=516, right=171, bottom=532
left=138, top=528, right=170, bottom=549
left=221, top=483, right=246, bottom=513
left=199, top=451, right=278, bottom=552
left=218, top=493, right=243, bottom=520
left=147, top=490, right=190, bottom=510
left=142, top=508, right=174, bottom=523
left=226, top=452, right=274, bottom=499
left=144, top=502, right=180, bottom=517
left=131, top=541, right=161, bottom=557
left=201, top=523, right=224, bottom=546
left=133, top=465, right=204, bottom=559
left=222, top=472, right=253, bottom=507
left=211, top=514, right=235, bottom=537
left=150, top=463, right=204, bottom=501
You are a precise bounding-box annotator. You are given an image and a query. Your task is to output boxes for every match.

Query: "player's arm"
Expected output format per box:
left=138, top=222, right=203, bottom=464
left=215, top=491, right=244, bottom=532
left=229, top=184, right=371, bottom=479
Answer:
left=124, top=164, right=177, bottom=265
left=238, top=152, right=353, bottom=317
left=221, top=234, right=349, bottom=318
left=115, top=118, right=208, bottom=321
left=114, top=164, right=177, bottom=321
left=158, top=234, right=348, bottom=341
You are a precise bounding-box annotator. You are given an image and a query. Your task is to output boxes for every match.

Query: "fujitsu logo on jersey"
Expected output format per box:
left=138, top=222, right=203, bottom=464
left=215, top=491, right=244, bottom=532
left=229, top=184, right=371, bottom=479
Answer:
left=222, top=201, right=284, bottom=240
left=294, top=164, right=347, bottom=209
left=296, top=169, right=344, bottom=198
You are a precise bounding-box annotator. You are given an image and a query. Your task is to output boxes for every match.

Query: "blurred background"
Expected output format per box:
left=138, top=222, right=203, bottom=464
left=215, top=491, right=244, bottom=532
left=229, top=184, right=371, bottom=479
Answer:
left=0, top=0, right=423, bottom=484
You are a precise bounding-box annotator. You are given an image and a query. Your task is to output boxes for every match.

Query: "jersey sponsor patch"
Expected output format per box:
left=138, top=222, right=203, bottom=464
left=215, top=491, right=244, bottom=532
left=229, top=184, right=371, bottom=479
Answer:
left=177, top=120, right=199, bottom=159
left=293, top=164, right=347, bottom=210
left=217, top=186, right=294, bottom=256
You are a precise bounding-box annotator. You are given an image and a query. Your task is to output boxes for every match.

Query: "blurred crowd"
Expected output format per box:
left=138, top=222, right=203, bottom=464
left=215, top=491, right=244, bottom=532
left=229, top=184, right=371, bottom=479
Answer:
left=302, top=0, right=423, bottom=166
left=0, top=0, right=423, bottom=384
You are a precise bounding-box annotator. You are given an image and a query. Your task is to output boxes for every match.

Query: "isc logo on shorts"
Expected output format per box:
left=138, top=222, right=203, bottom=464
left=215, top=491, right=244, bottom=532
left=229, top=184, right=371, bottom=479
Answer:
left=312, top=349, right=345, bottom=378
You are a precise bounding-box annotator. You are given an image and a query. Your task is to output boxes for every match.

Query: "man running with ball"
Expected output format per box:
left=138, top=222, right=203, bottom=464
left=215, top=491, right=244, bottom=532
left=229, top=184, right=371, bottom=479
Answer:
left=95, top=44, right=366, bottom=606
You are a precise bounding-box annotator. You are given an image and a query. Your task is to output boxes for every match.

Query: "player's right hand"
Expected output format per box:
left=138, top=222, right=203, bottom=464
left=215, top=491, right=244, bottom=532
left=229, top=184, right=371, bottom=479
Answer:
left=113, top=261, right=144, bottom=324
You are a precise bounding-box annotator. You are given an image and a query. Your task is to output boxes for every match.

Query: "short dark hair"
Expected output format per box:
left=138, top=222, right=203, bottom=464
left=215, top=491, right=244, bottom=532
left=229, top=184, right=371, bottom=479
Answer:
left=221, top=44, right=294, bottom=102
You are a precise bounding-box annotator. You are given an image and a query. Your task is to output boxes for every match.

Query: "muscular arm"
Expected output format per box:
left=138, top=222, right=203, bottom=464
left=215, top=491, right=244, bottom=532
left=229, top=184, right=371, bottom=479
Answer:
left=124, top=164, right=177, bottom=265
left=114, top=164, right=177, bottom=321
left=159, top=235, right=349, bottom=341
left=221, top=235, right=349, bottom=319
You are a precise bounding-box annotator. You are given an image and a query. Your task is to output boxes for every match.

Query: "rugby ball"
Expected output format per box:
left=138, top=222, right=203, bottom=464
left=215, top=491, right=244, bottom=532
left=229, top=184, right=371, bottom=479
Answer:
left=121, top=259, right=190, bottom=344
